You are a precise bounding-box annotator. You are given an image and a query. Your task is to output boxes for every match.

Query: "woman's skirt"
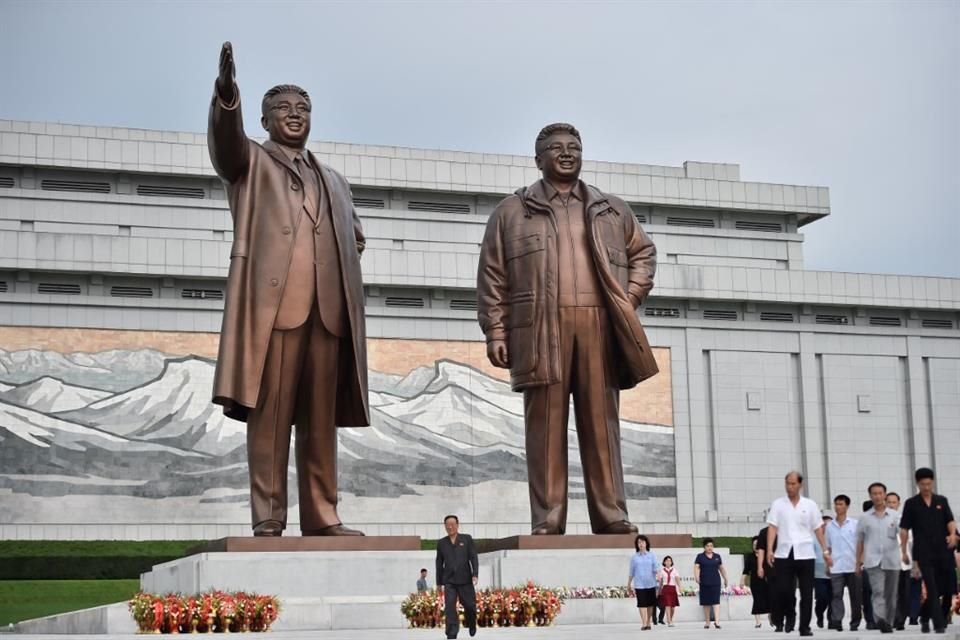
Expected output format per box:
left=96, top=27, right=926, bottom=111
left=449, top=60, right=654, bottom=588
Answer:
left=635, top=587, right=657, bottom=608
left=658, top=584, right=680, bottom=607
left=699, top=583, right=721, bottom=606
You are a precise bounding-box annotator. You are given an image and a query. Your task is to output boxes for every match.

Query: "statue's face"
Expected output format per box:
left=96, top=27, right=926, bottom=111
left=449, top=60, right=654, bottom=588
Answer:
left=535, top=131, right=582, bottom=182
left=261, top=92, right=311, bottom=148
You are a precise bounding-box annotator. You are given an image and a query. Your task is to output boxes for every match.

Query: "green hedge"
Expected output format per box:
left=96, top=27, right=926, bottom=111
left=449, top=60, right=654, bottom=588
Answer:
left=691, top=536, right=753, bottom=556
left=0, top=541, right=202, bottom=581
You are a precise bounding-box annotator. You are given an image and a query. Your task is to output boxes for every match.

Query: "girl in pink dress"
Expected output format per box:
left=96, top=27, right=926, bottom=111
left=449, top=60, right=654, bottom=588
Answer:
left=657, top=556, right=681, bottom=626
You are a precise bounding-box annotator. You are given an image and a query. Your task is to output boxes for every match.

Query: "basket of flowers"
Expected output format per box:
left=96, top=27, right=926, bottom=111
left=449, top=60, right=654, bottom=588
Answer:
left=129, top=592, right=164, bottom=634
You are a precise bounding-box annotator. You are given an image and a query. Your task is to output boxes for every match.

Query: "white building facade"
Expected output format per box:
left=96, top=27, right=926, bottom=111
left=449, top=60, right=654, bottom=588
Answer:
left=0, top=119, right=957, bottom=540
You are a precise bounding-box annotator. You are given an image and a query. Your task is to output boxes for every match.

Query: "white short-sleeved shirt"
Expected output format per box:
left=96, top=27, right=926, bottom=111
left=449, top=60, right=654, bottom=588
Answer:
left=767, top=495, right=824, bottom=560
left=659, top=567, right=678, bottom=587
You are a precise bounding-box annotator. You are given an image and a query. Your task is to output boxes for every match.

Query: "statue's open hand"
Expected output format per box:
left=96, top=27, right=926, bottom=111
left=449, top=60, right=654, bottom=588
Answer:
left=487, top=340, right=509, bottom=369
left=217, top=41, right=236, bottom=101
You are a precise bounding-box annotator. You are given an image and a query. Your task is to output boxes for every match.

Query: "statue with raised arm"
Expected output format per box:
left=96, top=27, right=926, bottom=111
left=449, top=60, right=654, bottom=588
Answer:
left=208, top=42, right=369, bottom=537
left=477, top=123, right=659, bottom=535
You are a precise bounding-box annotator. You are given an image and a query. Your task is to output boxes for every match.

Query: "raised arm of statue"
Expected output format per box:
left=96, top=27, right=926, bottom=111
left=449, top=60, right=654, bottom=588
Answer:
left=207, top=41, right=250, bottom=184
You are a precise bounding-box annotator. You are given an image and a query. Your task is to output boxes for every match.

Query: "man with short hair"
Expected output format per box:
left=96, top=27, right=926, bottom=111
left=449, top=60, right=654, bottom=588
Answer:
left=477, top=123, right=658, bottom=535
left=766, top=471, right=831, bottom=637
left=856, top=482, right=901, bottom=633
left=827, top=494, right=862, bottom=631
left=436, top=515, right=479, bottom=639
left=899, top=467, right=958, bottom=634
left=417, top=568, right=429, bottom=593
left=887, top=491, right=918, bottom=629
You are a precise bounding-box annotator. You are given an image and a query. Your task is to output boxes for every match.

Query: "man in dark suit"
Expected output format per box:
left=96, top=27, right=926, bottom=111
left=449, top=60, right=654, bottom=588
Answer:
left=207, top=42, right=369, bottom=537
left=436, top=515, right=478, bottom=638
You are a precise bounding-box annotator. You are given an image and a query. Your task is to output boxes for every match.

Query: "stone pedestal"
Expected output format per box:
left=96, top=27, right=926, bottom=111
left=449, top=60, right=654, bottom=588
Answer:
left=191, top=535, right=421, bottom=553
left=475, top=533, right=692, bottom=553
left=141, top=549, right=435, bottom=597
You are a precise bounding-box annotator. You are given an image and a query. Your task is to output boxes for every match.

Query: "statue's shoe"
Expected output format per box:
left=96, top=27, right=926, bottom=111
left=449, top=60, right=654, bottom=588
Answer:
left=531, top=525, right=562, bottom=535
left=252, top=520, right=284, bottom=536
left=596, top=520, right=638, bottom=535
left=304, top=524, right=365, bottom=536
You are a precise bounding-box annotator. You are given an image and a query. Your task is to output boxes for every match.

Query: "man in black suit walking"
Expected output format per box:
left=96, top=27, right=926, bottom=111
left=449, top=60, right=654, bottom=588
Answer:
left=436, top=515, right=479, bottom=638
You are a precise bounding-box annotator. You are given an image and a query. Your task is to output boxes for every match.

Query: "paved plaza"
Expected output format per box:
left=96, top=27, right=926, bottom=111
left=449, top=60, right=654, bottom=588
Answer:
left=4, top=621, right=960, bottom=640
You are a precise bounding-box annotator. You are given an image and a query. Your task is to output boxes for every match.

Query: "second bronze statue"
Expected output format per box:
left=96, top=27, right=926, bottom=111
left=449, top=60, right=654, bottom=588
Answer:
left=207, top=42, right=369, bottom=537
left=477, top=123, right=659, bottom=535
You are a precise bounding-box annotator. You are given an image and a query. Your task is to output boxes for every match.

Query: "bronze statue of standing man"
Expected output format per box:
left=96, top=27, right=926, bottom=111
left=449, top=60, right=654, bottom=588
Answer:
left=477, top=123, right=659, bottom=535
left=208, top=42, right=369, bottom=537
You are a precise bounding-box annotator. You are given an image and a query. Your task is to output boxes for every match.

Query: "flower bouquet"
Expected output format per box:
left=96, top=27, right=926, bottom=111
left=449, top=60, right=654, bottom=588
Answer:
left=217, top=593, right=236, bottom=632
left=251, top=594, right=281, bottom=631
left=129, top=592, right=164, bottom=634
left=127, top=591, right=280, bottom=634
left=163, top=594, right=185, bottom=633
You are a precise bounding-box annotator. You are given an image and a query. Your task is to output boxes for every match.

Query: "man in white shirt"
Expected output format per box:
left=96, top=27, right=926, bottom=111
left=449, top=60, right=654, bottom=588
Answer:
left=827, top=494, right=862, bottom=631
left=767, top=470, right=831, bottom=637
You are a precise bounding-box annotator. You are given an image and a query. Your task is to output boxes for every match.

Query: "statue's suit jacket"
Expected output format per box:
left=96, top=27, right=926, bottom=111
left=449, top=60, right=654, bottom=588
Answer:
left=207, top=84, right=369, bottom=427
left=477, top=180, right=659, bottom=392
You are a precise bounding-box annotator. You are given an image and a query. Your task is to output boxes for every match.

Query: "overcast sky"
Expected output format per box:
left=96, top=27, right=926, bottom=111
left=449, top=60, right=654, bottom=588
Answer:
left=1, top=0, right=957, bottom=277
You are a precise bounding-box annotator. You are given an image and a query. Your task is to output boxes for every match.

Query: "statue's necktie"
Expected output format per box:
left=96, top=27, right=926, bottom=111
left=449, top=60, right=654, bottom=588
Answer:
left=294, top=156, right=319, bottom=224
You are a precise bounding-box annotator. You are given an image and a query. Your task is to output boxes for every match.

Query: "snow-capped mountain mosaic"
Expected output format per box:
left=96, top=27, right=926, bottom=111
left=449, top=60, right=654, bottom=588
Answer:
left=0, top=348, right=677, bottom=526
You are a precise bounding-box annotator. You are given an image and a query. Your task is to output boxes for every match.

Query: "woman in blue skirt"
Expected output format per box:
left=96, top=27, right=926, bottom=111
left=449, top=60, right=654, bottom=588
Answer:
left=695, top=537, right=728, bottom=629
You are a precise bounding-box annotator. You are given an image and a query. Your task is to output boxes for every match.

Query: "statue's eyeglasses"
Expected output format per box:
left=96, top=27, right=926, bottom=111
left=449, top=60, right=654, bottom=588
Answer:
left=544, top=143, right=582, bottom=155
left=271, top=103, right=311, bottom=114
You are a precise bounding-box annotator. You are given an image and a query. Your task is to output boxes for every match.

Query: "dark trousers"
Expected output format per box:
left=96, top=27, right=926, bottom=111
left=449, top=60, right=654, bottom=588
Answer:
left=911, top=577, right=923, bottom=621
left=894, top=569, right=911, bottom=626
left=443, top=583, right=476, bottom=639
left=815, top=577, right=832, bottom=624
left=919, top=560, right=954, bottom=631
left=769, top=563, right=792, bottom=628
left=774, top=553, right=814, bottom=631
left=654, top=602, right=665, bottom=623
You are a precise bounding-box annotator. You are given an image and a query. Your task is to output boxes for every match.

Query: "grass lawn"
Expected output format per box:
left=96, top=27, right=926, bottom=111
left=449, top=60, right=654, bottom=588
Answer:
left=0, top=579, right=138, bottom=626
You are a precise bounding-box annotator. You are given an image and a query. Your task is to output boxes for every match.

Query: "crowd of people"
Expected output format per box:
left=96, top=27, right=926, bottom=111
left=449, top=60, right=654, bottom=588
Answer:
left=431, top=467, right=955, bottom=638
left=625, top=467, right=956, bottom=636
left=747, top=468, right=957, bottom=636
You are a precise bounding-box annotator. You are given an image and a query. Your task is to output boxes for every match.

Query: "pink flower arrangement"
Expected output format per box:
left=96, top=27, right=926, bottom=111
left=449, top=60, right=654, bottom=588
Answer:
left=556, top=584, right=752, bottom=599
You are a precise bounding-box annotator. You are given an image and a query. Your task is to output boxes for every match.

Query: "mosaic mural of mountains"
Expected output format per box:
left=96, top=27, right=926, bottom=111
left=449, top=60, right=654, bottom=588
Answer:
left=0, top=348, right=676, bottom=503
